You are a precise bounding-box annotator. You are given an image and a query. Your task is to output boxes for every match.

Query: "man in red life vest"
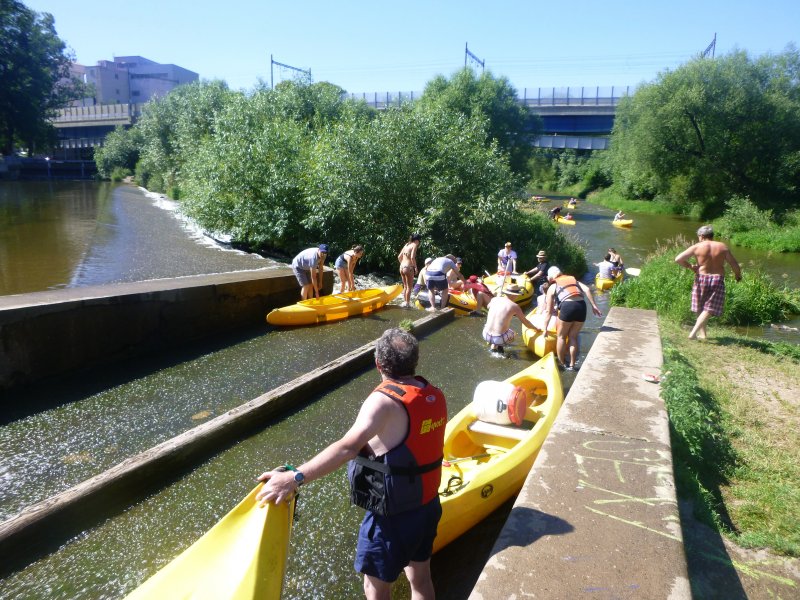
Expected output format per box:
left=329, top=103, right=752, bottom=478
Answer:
left=256, top=328, right=447, bottom=599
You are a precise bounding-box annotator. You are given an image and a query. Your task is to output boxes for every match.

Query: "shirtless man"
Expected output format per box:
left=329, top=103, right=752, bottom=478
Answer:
left=675, top=225, right=742, bottom=340
left=482, top=293, right=537, bottom=354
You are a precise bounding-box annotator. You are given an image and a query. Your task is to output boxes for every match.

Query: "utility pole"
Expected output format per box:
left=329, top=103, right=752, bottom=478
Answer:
left=702, top=33, right=717, bottom=59
left=270, top=54, right=312, bottom=89
left=464, top=43, right=485, bottom=73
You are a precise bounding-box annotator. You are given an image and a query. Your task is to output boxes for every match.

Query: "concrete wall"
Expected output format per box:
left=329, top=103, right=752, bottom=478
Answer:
left=0, top=268, right=332, bottom=392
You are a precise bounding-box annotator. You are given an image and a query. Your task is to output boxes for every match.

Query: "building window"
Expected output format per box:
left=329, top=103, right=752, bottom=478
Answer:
left=132, top=91, right=140, bottom=97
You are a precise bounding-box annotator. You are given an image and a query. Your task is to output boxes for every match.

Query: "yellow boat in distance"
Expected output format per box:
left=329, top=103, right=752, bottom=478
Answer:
left=556, top=215, right=576, bottom=226
left=433, top=353, right=564, bottom=552
left=530, top=195, right=549, bottom=202
left=595, top=270, right=625, bottom=291
left=521, top=303, right=558, bottom=357
left=612, top=219, right=634, bottom=228
left=266, top=284, right=402, bottom=326
left=125, top=485, right=294, bottom=600
left=482, top=272, right=535, bottom=308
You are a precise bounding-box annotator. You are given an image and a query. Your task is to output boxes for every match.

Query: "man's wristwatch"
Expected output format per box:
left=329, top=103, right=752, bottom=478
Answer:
left=283, top=464, right=305, bottom=487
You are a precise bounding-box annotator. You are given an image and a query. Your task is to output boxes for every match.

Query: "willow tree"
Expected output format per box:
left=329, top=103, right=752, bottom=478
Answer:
left=607, top=48, right=800, bottom=216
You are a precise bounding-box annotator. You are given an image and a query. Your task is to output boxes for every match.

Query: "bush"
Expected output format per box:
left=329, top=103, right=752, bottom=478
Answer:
left=109, top=166, right=131, bottom=182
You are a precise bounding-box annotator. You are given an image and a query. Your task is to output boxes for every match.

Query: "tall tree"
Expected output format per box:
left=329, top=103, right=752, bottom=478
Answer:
left=418, top=68, right=540, bottom=177
left=607, top=48, right=800, bottom=215
left=0, top=1, right=85, bottom=154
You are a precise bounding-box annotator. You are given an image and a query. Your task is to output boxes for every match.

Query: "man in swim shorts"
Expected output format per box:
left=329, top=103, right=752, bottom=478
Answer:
left=675, top=225, right=742, bottom=340
left=256, top=328, right=446, bottom=599
left=291, top=244, right=328, bottom=299
left=483, top=293, right=537, bottom=354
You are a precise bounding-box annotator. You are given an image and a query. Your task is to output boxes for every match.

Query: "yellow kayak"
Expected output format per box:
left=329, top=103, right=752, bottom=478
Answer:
left=434, top=353, right=564, bottom=552
left=125, top=485, right=294, bottom=600
left=531, top=195, right=549, bottom=202
left=612, top=219, right=633, bottom=228
left=482, top=272, right=534, bottom=308
left=414, top=288, right=479, bottom=314
left=521, top=304, right=557, bottom=358
left=595, top=270, right=624, bottom=290
left=556, top=215, right=576, bottom=226
left=266, top=284, right=402, bottom=326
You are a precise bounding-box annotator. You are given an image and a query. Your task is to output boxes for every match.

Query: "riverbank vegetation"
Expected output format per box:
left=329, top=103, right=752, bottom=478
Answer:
left=95, top=72, right=587, bottom=275
left=533, top=48, right=800, bottom=252
left=611, top=240, right=800, bottom=557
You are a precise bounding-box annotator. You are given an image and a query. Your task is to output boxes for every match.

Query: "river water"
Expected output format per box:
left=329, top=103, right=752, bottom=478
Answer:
left=0, top=183, right=797, bottom=598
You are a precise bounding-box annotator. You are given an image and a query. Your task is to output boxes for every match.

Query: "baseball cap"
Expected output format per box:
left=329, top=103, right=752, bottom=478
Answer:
left=318, top=244, right=329, bottom=254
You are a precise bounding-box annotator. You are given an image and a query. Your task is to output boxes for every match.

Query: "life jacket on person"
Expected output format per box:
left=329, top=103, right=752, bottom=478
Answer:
left=554, top=275, right=582, bottom=307
left=347, top=377, right=447, bottom=516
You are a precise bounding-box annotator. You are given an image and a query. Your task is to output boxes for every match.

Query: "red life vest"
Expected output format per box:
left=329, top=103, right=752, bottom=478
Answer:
left=348, top=377, right=447, bottom=515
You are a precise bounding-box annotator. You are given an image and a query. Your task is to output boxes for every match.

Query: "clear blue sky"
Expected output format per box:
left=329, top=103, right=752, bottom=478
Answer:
left=24, top=0, right=799, bottom=95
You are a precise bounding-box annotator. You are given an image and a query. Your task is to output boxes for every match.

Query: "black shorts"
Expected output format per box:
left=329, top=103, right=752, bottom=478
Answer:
left=559, top=299, right=587, bottom=323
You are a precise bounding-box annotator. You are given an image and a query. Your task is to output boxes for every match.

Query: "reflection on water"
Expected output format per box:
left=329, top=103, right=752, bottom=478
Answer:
left=0, top=316, right=545, bottom=600
left=0, top=181, right=111, bottom=295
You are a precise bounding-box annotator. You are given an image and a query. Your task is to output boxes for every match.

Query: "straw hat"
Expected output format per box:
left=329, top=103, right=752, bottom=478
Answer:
left=536, top=250, right=547, bottom=258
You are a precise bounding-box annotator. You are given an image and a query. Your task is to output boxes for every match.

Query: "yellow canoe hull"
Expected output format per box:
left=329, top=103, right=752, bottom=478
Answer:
left=126, top=485, right=294, bottom=600
left=521, top=307, right=557, bottom=357
left=556, top=216, right=576, bottom=226
left=595, top=271, right=624, bottom=290
left=434, top=353, right=564, bottom=552
left=266, top=284, right=402, bottom=326
left=482, top=273, right=534, bottom=308
left=612, top=219, right=633, bottom=228
left=415, top=289, right=478, bottom=314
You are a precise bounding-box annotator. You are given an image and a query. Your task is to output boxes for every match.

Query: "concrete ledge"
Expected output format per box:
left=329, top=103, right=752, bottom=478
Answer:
left=0, top=268, right=332, bottom=392
left=471, top=307, right=691, bottom=599
left=0, top=309, right=454, bottom=576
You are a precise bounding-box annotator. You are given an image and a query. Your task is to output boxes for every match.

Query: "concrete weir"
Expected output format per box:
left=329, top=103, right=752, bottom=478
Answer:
left=0, top=308, right=455, bottom=576
left=471, top=307, right=691, bottom=599
left=0, top=268, right=330, bottom=392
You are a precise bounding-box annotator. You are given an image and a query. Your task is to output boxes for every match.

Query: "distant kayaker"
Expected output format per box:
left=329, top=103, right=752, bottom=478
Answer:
left=483, top=292, right=538, bottom=354
left=335, top=245, right=365, bottom=293
left=398, top=234, right=421, bottom=308
left=497, top=242, right=517, bottom=273
left=548, top=206, right=562, bottom=221
left=256, top=328, right=446, bottom=600
left=523, top=250, right=550, bottom=295
left=425, top=254, right=458, bottom=311
left=568, top=197, right=577, bottom=208
left=608, top=247, right=624, bottom=268
left=543, top=266, right=602, bottom=370
left=614, top=210, right=626, bottom=221
left=595, top=254, right=618, bottom=280
left=292, top=244, right=328, bottom=300
left=674, top=225, right=742, bottom=340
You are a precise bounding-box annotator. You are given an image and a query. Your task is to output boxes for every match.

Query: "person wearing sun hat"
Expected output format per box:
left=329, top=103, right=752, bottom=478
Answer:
left=524, top=250, right=550, bottom=294
left=291, top=244, right=329, bottom=300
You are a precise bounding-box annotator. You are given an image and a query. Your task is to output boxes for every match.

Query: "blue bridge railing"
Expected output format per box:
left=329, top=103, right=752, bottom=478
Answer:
left=344, top=86, right=632, bottom=109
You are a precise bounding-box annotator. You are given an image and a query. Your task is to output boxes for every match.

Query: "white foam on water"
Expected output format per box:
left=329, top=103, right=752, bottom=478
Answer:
left=141, top=188, right=265, bottom=259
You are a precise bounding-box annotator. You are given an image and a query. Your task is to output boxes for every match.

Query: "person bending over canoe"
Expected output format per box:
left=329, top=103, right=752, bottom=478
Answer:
left=543, top=266, right=602, bottom=370
left=447, top=257, right=466, bottom=290
left=425, top=255, right=458, bottom=311
left=463, top=275, right=493, bottom=315
left=548, top=206, right=562, bottom=221
left=256, top=328, right=446, bottom=600
left=335, top=245, right=365, bottom=293
left=292, top=244, right=328, bottom=300
left=411, top=257, right=433, bottom=298
left=674, top=225, right=741, bottom=340
left=483, top=292, right=538, bottom=354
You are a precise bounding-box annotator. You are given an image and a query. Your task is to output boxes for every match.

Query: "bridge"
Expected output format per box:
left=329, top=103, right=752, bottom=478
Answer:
left=50, top=86, right=629, bottom=158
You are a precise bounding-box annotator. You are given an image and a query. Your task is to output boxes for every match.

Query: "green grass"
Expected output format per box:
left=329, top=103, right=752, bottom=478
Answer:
left=660, top=323, right=800, bottom=556
left=586, top=187, right=687, bottom=215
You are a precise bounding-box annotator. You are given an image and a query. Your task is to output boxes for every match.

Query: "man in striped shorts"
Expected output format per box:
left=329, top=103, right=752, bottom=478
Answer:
left=675, top=225, right=742, bottom=340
